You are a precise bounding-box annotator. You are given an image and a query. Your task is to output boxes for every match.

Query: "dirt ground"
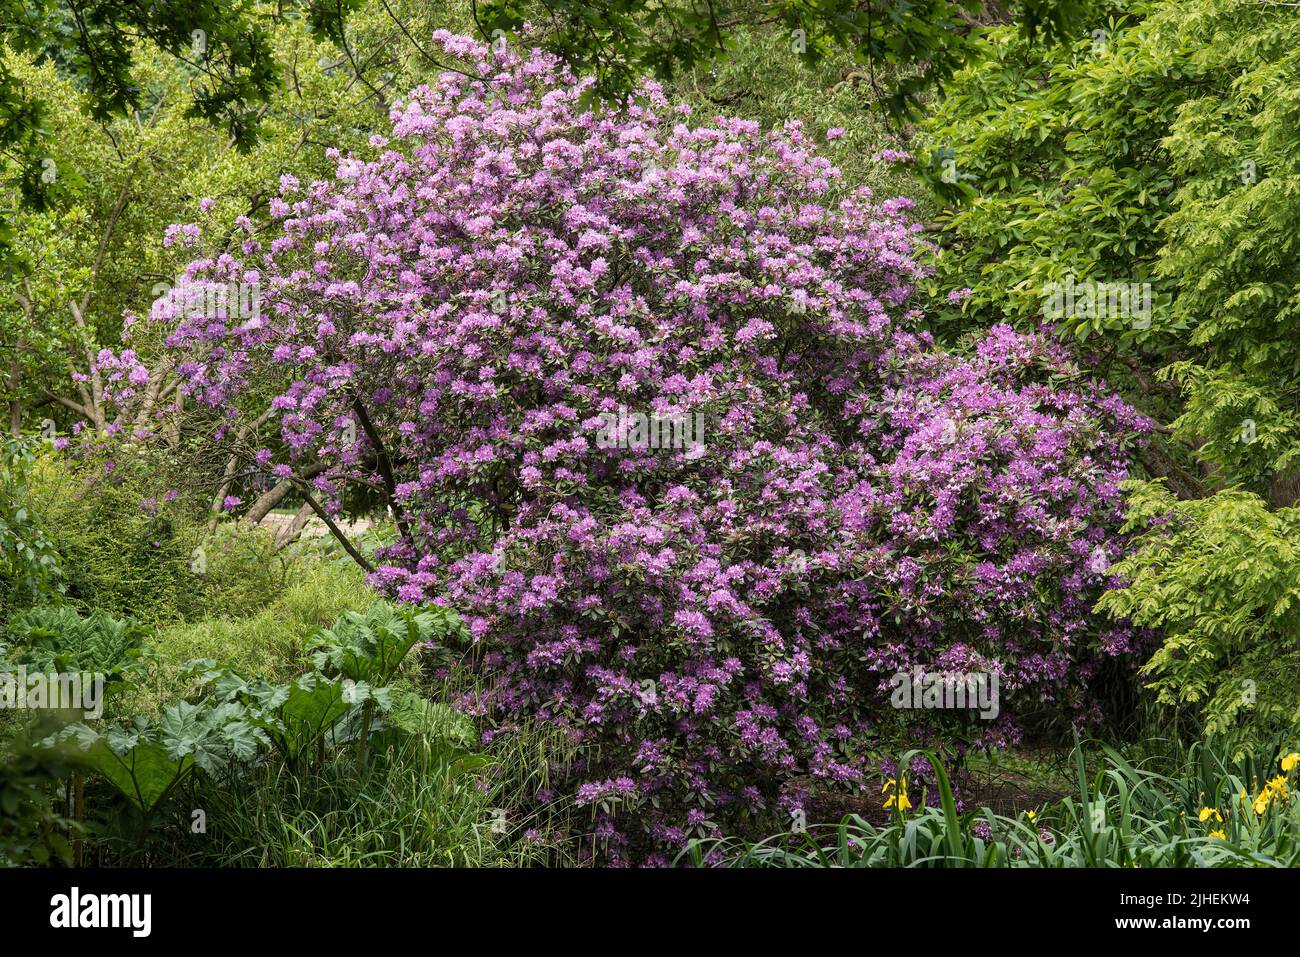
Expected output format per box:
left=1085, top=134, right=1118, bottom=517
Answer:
left=257, top=511, right=373, bottom=541
left=802, top=752, right=1072, bottom=826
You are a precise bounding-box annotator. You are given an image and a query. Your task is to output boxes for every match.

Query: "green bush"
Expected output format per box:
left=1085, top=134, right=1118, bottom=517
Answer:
left=25, top=453, right=201, bottom=620
left=0, top=437, right=64, bottom=619
left=25, top=451, right=290, bottom=623
left=914, top=0, right=1300, bottom=489
left=915, top=1, right=1169, bottom=340
left=126, top=558, right=374, bottom=716
left=0, top=531, right=561, bottom=868
left=41, top=597, right=567, bottom=868
left=1097, top=483, right=1300, bottom=753
left=2, top=605, right=152, bottom=675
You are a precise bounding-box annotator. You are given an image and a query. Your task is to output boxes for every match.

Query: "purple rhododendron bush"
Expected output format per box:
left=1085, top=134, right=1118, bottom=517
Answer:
left=111, top=34, right=1151, bottom=863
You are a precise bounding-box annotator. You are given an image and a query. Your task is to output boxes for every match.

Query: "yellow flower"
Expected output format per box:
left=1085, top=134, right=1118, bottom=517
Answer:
left=1209, top=829, right=1227, bottom=841
left=1248, top=776, right=1292, bottom=815
left=1281, top=753, right=1300, bottom=774
left=1026, top=810, right=1038, bottom=823
left=1198, top=806, right=1222, bottom=823
left=882, top=776, right=912, bottom=812
left=883, top=790, right=913, bottom=811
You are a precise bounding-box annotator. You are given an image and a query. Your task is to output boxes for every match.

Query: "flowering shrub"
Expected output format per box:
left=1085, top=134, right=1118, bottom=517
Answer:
left=129, top=33, right=1149, bottom=862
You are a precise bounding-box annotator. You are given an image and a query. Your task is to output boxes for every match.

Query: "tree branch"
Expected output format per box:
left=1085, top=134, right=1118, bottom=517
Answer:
left=1134, top=441, right=1209, bottom=501
left=349, top=392, right=411, bottom=541
left=294, top=480, right=374, bottom=572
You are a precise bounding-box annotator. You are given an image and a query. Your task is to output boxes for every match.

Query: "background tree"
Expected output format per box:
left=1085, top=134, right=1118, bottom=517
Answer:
left=472, top=0, right=1096, bottom=115
left=911, top=0, right=1300, bottom=749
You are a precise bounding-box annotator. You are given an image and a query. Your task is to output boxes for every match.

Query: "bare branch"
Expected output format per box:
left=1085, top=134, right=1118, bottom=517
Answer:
left=294, top=480, right=375, bottom=572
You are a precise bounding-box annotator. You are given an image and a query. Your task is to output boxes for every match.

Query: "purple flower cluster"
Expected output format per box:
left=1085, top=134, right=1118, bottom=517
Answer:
left=144, top=34, right=1150, bottom=862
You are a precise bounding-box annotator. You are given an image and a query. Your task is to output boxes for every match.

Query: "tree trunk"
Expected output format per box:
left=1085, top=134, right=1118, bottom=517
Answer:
left=272, top=502, right=315, bottom=549
left=1270, top=468, right=1300, bottom=508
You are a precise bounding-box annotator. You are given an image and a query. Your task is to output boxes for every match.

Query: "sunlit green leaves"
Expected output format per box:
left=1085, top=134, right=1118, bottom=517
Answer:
left=1098, top=481, right=1300, bottom=751
left=309, top=601, right=468, bottom=686
left=2, top=605, right=152, bottom=679
left=44, top=698, right=265, bottom=814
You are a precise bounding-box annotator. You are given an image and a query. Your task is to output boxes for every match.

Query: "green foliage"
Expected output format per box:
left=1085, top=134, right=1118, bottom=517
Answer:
left=1155, top=16, right=1300, bottom=491
left=194, top=667, right=355, bottom=768
left=916, top=1, right=1173, bottom=340
left=0, top=0, right=390, bottom=238
left=2, top=605, right=152, bottom=679
left=477, top=1, right=1096, bottom=117
left=0, top=581, right=514, bottom=867
left=187, top=602, right=466, bottom=769
left=918, top=0, right=1300, bottom=494
left=26, top=595, right=492, bottom=865
left=1097, top=482, right=1300, bottom=751
left=74, top=667, right=565, bottom=867
left=149, top=724, right=552, bottom=867
left=0, top=436, right=63, bottom=615
left=45, top=699, right=264, bottom=815
left=309, top=602, right=468, bottom=686
left=24, top=452, right=206, bottom=620
left=381, top=686, right=477, bottom=748
left=0, top=1, right=283, bottom=162
left=24, top=452, right=288, bottom=622
left=0, top=723, right=80, bottom=866
left=129, top=558, right=373, bottom=716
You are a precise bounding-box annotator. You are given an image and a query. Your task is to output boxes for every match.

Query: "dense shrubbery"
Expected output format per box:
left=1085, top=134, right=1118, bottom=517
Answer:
left=22, top=450, right=286, bottom=622
left=0, top=438, right=63, bottom=618
left=128, top=33, right=1153, bottom=861
left=1097, top=486, right=1300, bottom=753
left=917, top=0, right=1300, bottom=489
left=1, top=592, right=554, bottom=867
left=915, top=0, right=1300, bottom=750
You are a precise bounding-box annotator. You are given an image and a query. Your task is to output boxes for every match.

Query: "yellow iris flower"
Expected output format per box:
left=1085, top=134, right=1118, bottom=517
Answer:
left=882, top=776, right=912, bottom=812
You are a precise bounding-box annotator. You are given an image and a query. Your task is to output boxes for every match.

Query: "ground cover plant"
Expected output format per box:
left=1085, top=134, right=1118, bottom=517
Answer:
left=684, top=739, right=1300, bottom=868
